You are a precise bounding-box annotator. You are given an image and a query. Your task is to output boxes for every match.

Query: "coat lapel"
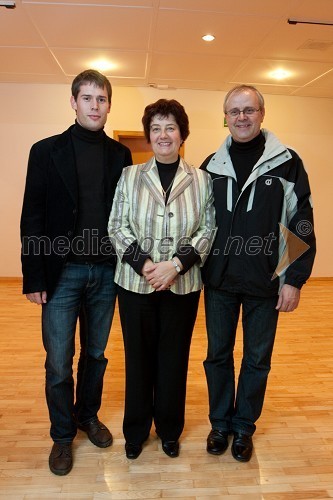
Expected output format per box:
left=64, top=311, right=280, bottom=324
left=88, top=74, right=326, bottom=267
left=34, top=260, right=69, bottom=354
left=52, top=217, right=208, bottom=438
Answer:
left=52, top=128, right=78, bottom=204
left=103, top=138, right=125, bottom=208
left=140, top=157, right=193, bottom=206
left=167, top=159, right=193, bottom=205
left=140, top=158, right=165, bottom=207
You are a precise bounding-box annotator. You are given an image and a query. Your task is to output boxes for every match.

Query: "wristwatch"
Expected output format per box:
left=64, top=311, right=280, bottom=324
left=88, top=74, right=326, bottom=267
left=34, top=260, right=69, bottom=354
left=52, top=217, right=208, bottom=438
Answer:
left=171, top=259, right=181, bottom=273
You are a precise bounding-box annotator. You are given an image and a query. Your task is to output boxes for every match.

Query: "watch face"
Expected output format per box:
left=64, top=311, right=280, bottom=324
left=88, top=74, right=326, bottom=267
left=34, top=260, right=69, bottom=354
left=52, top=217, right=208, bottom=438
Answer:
left=172, top=259, right=180, bottom=273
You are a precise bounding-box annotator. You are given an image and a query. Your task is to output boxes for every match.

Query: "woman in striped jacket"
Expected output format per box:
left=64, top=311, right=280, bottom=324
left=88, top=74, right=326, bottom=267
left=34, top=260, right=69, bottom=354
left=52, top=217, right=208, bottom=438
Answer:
left=108, top=99, right=216, bottom=460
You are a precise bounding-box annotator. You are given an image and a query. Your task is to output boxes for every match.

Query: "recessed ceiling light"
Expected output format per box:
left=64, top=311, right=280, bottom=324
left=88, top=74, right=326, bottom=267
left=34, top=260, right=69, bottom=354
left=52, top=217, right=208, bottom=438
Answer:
left=202, top=34, right=215, bottom=42
left=269, top=68, right=291, bottom=80
left=90, top=59, right=117, bottom=72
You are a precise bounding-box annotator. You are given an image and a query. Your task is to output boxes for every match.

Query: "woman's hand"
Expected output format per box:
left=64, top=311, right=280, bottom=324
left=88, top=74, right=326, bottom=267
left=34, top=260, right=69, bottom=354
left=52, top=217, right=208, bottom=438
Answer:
left=142, top=258, right=156, bottom=277
left=144, top=260, right=179, bottom=291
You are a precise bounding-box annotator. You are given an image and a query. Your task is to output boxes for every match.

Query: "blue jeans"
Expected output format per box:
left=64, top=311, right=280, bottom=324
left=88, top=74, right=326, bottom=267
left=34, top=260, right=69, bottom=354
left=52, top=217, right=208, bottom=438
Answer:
left=203, top=287, right=279, bottom=436
left=42, top=262, right=116, bottom=443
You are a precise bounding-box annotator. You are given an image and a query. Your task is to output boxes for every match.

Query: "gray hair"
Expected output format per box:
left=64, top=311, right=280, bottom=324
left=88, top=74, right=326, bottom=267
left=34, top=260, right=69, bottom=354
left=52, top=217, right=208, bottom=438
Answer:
left=223, top=85, right=265, bottom=113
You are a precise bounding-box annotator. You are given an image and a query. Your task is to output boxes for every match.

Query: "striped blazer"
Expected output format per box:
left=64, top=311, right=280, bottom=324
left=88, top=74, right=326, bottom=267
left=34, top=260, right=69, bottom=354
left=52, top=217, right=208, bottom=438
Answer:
left=108, top=157, right=216, bottom=294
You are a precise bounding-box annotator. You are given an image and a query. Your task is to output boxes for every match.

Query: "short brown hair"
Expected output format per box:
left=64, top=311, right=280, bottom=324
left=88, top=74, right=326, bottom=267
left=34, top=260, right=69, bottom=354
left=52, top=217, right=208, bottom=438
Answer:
left=71, top=69, right=112, bottom=103
left=142, top=99, right=190, bottom=143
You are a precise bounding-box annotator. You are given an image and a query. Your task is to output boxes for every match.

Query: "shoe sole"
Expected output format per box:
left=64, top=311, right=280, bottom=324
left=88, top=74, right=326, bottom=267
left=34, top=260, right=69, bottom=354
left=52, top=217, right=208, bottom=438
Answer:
left=126, top=451, right=142, bottom=459
left=77, top=425, right=113, bottom=448
left=206, top=446, right=228, bottom=456
left=231, top=447, right=252, bottom=462
left=49, top=462, right=73, bottom=476
left=86, top=435, right=113, bottom=448
left=162, top=447, right=179, bottom=458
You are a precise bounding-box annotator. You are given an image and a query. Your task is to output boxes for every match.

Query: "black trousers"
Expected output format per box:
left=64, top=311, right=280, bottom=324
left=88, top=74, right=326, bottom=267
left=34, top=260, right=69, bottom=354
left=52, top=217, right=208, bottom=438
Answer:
left=117, top=286, right=201, bottom=444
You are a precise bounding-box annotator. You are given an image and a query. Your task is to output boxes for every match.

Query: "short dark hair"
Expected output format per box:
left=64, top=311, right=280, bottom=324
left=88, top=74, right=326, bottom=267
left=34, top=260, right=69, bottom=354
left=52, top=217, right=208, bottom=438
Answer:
left=223, top=84, right=265, bottom=113
left=142, top=99, right=190, bottom=143
left=71, top=69, right=112, bottom=103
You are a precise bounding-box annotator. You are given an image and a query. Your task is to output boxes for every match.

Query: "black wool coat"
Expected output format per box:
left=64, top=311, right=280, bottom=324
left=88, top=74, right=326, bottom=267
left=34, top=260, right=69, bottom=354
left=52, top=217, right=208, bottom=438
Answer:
left=20, top=125, right=133, bottom=299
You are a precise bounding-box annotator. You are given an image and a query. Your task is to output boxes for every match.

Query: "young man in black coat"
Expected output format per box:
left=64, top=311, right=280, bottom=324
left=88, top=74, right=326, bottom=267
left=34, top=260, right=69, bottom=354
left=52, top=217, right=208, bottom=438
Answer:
left=20, top=69, right=132, bottom=475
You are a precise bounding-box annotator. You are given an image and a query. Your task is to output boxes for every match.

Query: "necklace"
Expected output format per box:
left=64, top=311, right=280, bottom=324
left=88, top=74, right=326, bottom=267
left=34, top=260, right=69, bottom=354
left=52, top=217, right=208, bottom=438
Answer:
left=156, top=158, right=179, bottom=201
left=162, top=176, right=176, bottom=200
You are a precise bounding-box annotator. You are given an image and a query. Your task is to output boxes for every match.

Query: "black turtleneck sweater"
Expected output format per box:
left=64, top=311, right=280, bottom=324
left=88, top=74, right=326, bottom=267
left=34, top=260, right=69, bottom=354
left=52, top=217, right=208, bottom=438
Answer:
left=69, top=122, right=108, bottom=263
left=230, top=131, right=266, bottom=190
left=156, top=158, right=179, bottom=203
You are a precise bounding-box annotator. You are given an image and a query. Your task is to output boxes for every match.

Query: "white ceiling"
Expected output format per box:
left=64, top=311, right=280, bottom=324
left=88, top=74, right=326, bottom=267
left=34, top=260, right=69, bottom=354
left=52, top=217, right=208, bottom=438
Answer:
left=1, top=0, right=333, bottom=98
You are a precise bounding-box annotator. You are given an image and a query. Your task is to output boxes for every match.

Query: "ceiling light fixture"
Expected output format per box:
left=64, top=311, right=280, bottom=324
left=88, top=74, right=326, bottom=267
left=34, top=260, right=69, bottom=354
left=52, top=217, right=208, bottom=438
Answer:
left=288, top=18, right=333, bottom=26
left=269, top=69, right=291, bottom=80
left=0, top=0, right=16, bottom=8
left=202, top=34, right=215, bottom=42
left=90, top=59, right=117, bottom=72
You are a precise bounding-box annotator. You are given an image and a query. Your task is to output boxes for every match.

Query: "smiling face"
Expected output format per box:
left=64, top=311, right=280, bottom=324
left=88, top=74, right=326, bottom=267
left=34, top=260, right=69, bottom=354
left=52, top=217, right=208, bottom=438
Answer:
left=149, top=114, right=182, bottom=163
left=224, top=89, right=265, bottom=143
left=70, top=82, right=111, bottom=132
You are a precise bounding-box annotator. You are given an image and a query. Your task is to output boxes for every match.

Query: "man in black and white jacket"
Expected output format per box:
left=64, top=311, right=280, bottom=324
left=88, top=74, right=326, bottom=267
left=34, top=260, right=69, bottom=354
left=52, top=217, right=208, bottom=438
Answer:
left=200, top=84, right=316, bottom=463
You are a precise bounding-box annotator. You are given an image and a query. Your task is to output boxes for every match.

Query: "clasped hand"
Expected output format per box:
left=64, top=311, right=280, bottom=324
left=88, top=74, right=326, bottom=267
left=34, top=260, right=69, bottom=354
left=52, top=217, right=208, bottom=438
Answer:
left=142, top=259, right=178, bottom=292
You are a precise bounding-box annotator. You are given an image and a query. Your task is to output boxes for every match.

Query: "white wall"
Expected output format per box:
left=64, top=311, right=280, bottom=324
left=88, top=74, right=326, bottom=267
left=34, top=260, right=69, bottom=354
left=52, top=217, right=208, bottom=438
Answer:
left=0, top=83, right=331, bottom=278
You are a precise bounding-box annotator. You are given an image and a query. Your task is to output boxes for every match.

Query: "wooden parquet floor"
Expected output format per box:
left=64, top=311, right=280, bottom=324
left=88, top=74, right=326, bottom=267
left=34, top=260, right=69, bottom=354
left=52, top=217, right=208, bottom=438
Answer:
left=0, top=278, right=332, bottom=499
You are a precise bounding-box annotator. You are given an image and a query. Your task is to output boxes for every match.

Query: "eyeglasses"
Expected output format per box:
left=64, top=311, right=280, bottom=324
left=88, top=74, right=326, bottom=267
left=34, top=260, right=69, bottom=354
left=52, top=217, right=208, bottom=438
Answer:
left=225, top=107, right=260, bottom=117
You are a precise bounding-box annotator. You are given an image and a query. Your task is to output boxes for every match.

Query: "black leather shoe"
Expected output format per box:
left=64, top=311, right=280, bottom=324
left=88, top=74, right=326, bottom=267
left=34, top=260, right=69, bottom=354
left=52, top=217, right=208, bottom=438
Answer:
left=125, top=442, right=143, bottom=459
left=162, top=440, right=179, bottom=458
left=231, top=432, right=253, bottom=462
left=206, top=429, right=229, bottom=455
left=78, top=418, right=113, bottom=448
left=49, top=442, right=73, bottom=476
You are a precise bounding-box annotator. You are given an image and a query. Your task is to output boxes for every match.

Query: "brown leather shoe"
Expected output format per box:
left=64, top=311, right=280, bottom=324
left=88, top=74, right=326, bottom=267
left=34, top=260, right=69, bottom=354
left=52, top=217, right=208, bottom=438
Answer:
left=78, top=418, right=113, bottom=448
left=49, top=443, right=73, bottom=476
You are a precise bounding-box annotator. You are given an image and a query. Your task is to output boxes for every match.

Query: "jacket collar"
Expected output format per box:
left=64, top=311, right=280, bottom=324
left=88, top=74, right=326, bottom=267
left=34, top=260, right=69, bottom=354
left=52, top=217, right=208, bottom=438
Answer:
left=141, top=156, right=194, bottom=206
left=206, top=128, right=291, bottom=179
left=51, top=125, right=120, bottom=208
